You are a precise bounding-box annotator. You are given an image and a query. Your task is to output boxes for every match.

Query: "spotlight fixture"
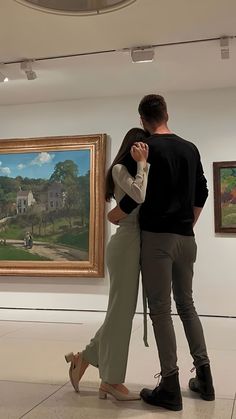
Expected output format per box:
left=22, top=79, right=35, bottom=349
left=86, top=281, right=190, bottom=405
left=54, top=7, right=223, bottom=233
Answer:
left=20, top=60, right=37, bottom=80
left=0, top=65, right=9, bottom=82
left=131, top=47, right=155, bottom=63
left=0, top=71, right=8, bottom=83
left=220, top=36, right=230, bottom=59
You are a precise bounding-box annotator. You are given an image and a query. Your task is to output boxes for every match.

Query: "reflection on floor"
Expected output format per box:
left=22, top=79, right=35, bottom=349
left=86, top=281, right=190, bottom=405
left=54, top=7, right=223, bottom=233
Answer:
left=0, top=311, right=235, bottom=418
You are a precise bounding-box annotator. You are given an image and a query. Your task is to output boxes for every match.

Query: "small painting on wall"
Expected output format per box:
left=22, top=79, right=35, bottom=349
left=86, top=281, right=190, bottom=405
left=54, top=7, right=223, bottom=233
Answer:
left=213, top=161, right=236, bottom=233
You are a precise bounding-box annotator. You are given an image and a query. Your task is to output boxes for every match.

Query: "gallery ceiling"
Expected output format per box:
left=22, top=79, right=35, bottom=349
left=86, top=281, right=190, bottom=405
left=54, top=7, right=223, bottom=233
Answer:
left=0, top=0, right=236, bottom=104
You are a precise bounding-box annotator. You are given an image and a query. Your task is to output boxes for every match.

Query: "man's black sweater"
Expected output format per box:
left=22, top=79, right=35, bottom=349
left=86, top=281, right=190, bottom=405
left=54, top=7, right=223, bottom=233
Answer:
left=119, top=133, right=208, bottom=236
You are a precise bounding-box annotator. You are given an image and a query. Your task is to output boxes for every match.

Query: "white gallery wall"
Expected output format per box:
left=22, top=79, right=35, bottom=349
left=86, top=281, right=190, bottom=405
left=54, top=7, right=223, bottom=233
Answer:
left=0, top=87, right=235, bottom=318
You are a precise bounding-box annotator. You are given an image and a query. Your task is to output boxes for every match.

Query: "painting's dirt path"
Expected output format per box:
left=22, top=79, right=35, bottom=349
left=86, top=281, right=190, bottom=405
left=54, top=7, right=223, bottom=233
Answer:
left=5, top=239, right=88, bottom=261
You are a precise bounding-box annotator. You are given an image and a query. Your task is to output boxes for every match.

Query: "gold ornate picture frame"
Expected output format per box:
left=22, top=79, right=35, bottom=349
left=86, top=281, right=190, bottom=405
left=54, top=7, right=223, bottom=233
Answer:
left=0, top=134, right=106, bottom=277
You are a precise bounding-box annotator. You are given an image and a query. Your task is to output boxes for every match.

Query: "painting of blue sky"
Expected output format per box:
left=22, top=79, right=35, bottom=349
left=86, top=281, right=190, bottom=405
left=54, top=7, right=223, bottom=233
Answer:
left=0, top=149, right=90, bottom=179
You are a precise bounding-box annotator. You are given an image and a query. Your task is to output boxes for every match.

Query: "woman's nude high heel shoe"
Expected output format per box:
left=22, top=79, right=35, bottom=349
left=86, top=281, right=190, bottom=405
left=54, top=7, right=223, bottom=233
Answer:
left=99, top=383, right=141, bottom=401
left=65, top=352, right=86, bottom=392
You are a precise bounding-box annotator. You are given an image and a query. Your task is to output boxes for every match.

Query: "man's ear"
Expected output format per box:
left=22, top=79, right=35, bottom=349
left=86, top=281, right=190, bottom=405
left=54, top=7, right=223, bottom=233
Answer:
left=142, top=119, right=151, bottom=135
left=141, top=116, right=147, bottom=129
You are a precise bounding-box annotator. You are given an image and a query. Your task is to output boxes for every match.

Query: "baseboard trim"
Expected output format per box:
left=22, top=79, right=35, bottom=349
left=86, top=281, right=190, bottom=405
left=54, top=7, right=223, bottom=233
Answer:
left=0, top=307, right=235, bottom=318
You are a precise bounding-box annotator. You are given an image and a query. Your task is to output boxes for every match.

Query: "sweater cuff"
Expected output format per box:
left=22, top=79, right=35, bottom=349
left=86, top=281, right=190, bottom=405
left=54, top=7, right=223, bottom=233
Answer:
left=119, top=194, right=139, bottom=214
left=137, top=161, right=149, bottom=173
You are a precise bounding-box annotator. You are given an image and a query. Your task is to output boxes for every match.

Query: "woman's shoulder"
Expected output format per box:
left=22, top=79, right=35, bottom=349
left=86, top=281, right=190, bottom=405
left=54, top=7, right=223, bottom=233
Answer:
left=112, top=164, right=129, bottom=183
left=112, top=164, right=126, bottom=174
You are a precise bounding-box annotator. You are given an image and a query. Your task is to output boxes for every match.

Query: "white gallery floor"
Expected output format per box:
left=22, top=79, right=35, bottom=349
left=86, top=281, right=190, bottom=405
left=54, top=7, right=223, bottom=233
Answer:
left=0, top=311, right=235, bottom=419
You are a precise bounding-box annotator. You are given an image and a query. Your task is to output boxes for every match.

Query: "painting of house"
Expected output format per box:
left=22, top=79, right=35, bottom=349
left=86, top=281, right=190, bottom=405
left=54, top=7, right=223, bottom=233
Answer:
left=0, top=134, right=105, bottom=276
left=47, top=182, right=65, bottom=211
left=16, top=189, right=36, bottom=214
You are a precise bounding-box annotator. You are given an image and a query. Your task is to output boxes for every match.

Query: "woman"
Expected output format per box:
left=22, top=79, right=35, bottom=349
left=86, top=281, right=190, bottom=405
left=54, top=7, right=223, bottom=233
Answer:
left=65, top=128, right=149, bottom=401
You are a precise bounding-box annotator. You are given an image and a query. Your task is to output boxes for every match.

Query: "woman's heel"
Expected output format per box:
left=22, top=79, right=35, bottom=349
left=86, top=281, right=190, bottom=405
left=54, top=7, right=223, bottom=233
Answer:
left=65, top=352, right=74, bottom=363
left=65, top=351, right=89, bottom=393
left=99, top=382, right=141, bottom=401
left=99, top=389, right=107, bottom=400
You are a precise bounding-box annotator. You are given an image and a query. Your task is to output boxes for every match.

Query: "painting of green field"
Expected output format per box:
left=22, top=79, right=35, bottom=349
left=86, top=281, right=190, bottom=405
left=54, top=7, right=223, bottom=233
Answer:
left=220, top=167, right=236, bottom=227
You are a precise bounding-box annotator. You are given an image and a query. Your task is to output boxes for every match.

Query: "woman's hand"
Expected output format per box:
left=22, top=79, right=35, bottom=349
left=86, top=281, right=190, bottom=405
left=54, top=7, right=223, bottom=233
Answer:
left=107, top=205, right=127, bottom=225
left=131, top=142, right=149, bottom=163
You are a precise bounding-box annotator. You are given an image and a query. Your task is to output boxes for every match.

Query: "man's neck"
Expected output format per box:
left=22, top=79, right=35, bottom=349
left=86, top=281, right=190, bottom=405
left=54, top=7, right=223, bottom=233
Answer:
left=150, top=123, right=172, bottom=135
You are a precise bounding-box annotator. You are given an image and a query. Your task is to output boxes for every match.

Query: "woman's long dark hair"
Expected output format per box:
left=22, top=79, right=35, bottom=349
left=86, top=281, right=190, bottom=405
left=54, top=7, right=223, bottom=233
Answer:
left=105, top=128, right=149, bottom=202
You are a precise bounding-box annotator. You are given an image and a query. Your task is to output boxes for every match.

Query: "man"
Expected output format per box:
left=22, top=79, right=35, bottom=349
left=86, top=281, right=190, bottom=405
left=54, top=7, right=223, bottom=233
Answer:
left=108, top=94, right=215, bottom=411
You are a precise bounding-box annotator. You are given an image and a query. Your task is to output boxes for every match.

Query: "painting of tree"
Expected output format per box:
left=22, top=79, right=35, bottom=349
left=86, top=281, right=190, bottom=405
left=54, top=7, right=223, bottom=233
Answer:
left=0, top=135, right=106, bottom=277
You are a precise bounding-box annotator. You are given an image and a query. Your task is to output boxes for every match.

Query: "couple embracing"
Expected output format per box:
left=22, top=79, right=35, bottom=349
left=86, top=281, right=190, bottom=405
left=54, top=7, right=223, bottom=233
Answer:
left=65, top=94, right=214, bottom=412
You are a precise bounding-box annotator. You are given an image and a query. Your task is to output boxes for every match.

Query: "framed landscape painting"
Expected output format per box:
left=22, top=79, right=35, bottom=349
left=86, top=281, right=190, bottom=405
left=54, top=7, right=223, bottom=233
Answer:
left=0, top=134, right=106, bottom=276
left=213, top=161, right=236, bottom=233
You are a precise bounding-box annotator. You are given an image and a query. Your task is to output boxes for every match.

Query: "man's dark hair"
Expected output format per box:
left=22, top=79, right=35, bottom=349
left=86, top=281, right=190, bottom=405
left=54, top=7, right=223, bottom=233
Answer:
left=138, top=94, right=168, bottom=124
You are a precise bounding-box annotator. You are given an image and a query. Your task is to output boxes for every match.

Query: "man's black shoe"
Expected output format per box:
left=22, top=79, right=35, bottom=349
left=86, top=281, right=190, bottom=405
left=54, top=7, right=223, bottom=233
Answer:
left=140, top=373, right=183, bottom=411
left=189, top=364, right=215, bottom=401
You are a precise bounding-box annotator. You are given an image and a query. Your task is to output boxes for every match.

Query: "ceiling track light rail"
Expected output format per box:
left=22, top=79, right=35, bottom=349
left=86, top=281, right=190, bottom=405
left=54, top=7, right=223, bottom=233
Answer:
left=1, top=35, right=235, bottom=72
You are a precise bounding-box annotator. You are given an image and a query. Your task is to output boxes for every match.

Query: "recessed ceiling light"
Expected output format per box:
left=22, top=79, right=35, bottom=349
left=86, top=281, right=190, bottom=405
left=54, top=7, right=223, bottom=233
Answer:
left=14, top=0, right=137, bottom=15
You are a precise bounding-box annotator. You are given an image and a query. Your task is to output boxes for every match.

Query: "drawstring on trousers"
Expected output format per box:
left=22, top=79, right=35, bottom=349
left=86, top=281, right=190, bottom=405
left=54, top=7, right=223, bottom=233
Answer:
left=142, top=285, right=149, bottom=347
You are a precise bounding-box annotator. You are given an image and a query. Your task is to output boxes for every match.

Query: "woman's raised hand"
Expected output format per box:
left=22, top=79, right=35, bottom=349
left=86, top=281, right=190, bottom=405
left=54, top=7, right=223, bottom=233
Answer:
left=130, top=142, right=149, bottom=163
